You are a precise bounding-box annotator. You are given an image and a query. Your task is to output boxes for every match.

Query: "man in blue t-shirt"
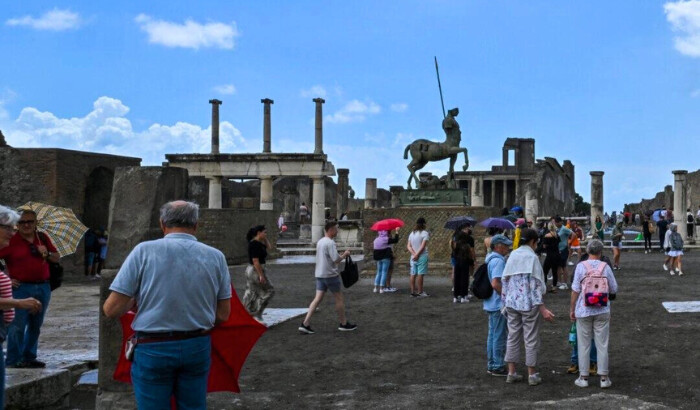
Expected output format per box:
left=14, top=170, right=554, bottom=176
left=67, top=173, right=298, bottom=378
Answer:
left=483, top=234, right=512, bottom=376
left=554, top=216, right=572, bottom=290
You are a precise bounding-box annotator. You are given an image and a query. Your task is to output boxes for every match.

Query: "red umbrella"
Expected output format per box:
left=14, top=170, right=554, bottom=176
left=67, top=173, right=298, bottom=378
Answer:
left=370, top=218, right=404, bottom=231
left=113, top=285, right=267, bottom=394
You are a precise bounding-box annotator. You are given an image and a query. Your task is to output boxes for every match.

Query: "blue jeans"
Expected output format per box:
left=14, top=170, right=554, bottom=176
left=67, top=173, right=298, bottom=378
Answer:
left=374, top=258, right=391, bottom=287
left=571, top=338, right=597, bottom=364
left=131, top=335, right=211, bottom=410
left=0, top=341, right=5, bottom=410
left=486, top=310, right=507, bottom=371
left=6, top=283, right=51, bottom=366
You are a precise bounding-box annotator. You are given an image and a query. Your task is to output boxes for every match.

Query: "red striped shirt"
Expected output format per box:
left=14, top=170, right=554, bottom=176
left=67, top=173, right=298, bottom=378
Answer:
left=0, top=271, right=15, bottom=323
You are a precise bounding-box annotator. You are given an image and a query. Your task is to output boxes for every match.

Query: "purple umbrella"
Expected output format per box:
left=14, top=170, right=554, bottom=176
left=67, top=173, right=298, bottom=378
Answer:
left=479, top=217, right=516, bottom=230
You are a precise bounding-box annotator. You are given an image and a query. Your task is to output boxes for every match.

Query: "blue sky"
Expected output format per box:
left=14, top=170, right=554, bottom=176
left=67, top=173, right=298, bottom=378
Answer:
left=1, top=1, right=699, bottom=212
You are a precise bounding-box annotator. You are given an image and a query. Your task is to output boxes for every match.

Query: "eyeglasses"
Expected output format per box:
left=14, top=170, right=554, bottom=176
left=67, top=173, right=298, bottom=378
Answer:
left=18, top=220, right=36, bottom=225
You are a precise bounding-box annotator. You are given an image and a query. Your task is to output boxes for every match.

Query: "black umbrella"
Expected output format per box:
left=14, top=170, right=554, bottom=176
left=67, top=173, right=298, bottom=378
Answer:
left=444, top=216, right=478, bottom=230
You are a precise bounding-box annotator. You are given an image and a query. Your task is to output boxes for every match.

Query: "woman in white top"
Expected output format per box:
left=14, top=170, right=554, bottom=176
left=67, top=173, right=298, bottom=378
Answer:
left=407, top=217, right=429, bottom=298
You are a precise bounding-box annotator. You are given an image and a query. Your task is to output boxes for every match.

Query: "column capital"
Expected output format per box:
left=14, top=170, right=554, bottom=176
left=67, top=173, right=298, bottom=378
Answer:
left=337, top=168, right=349, bottom=176
left=260, top=98, right=274, bottom=104
left=313, top=98, right=325, bottom=104
left=589, top=171, right=604, bottom=177
left=672, top=170, right=688, bottom=175
left=209, top=99, right=222, bottom=105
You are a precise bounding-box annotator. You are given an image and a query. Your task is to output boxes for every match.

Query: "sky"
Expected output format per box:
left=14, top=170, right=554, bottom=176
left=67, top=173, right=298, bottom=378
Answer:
left=1, top=1, right=699, bottom=212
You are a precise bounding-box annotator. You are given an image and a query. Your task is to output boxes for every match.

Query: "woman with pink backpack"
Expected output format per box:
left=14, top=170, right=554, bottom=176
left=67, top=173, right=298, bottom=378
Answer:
left=569, top=239, right=618, bottom=389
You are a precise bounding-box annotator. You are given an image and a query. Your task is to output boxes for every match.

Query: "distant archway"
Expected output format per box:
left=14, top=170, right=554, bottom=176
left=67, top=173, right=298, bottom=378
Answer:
left=83, top=167, right=114, bottom=230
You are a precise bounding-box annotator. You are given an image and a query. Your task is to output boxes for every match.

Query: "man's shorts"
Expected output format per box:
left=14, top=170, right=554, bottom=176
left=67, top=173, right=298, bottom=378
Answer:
left=410, top=254, right=429, bottom=275
left=559, top=249, right=569, bottom=268
left=316, top=276, right=342, bottom=293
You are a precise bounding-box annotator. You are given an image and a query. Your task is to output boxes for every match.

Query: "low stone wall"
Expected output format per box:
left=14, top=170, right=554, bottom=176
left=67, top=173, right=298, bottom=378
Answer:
left=197, top=209, right=279, bottom=265
left=363, top=206, right=499, bottom=274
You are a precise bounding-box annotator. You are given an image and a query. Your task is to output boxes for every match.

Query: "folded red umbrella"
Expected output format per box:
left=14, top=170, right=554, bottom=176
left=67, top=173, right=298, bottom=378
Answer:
left=113, top=285, right=267, bottom=394
left=370, top=218, right=404, bottom=232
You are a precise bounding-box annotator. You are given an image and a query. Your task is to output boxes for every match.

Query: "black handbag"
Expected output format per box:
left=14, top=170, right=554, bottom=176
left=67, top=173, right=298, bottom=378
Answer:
left=49, top=261, right=64, bottom=291
left=340, top=256, right=358, bottom=288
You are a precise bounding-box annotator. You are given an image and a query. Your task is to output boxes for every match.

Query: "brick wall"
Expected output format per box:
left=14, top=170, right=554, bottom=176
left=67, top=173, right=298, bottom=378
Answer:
left=363, top=206, right=499, bottom=273
left=197, top=209, right=278, bottom=265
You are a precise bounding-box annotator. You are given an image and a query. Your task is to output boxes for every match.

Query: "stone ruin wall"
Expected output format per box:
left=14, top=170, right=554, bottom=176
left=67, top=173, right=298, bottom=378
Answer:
left=362, top=206, right=499, bottom=274
left=625, top=169, right=700, bottom=215
left=533, top=158, right=575, bottom=217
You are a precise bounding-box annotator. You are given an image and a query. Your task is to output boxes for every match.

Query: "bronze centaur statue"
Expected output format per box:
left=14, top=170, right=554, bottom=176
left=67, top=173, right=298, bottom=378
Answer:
left=403, top=107, right=469, bottom=189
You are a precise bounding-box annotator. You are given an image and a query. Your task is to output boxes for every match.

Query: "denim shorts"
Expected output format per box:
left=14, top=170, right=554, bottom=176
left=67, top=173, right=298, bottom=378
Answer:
left=316, top=276, right=342, bottom=293
left=559, top=249, right=569, bottom=267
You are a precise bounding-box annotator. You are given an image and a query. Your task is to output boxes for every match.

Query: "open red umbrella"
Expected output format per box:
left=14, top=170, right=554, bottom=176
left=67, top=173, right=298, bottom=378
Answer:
left=370, top=218, right=404, bottom=231
left=113, top=285, right=267, bottom=393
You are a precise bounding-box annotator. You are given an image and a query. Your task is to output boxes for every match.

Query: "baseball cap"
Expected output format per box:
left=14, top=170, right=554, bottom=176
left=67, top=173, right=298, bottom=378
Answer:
left=491, top=234, right=513, bottom=247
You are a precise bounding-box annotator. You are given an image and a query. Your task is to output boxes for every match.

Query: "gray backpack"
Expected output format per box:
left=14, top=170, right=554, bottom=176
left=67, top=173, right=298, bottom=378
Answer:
left=670, top=232, right=684, bottom=251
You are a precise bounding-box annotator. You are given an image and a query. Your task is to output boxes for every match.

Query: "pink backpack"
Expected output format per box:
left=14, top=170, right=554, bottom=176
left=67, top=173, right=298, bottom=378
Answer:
left=580, top=261, right=609, bottom=307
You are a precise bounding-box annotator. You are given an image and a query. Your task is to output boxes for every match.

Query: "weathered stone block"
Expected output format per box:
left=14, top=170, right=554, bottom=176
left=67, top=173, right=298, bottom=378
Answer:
left=106, top=166, right=189, bottom=269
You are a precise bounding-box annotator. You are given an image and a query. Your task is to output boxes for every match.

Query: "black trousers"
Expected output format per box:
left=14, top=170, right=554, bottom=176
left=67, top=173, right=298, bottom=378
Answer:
left=643, top=232, right=652, bottom=250
left=689, top=224, right=695, bottom=239
left=658, top=230, right=666, bottom=250
left=454, top=260, right=471, bottom=298
left=543, top=255, right=559, bottom=287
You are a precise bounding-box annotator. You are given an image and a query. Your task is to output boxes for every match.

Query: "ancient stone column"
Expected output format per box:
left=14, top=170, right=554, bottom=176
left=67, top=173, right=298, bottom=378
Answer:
left=471, top=176, right=484, bottom=207
left=313, top=98, right=325, bottom=154
left=209, top=99, right=222, bottom=154
left=311, top=177, right=325, bottom=243
left=208, top=176, right=222, bottom=209
left=336, top=168, right=349, bottom=218
left=673, top=170, right=688, bottom=239
left=260, top=177, right=273, bottom=211
left=502, top=179, right=509, bottom=210
left=590, top=171, right=604, bottom=230
left=261, top=98, right=274, bottom=153
left=490, top=180, right=496, bottom=208
left=365, top=178, right=377, bottom=209
left=525, top=183, right=539, bottom=224
left=390, top=185, right=404, bottom=208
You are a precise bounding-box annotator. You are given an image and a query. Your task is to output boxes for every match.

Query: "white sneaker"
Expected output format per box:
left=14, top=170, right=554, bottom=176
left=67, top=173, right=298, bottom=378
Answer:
left=453, top=297, right=459, bottom=303
left=574, top=377, right=589, bottom=388
left=663, top=264, right=668, bottom=271
left=547, top=274, right=553, bottom=281
left=670, top=270, right=675, bottom=276
left=385, top=287, right=398, bottom=293
left=678, top=270, right=684, bottom=276
left=461, top=297, right=470, bottom=303
left=373, top=287, right=378, bottom=293
left=558, top=283, right=568, bottom=290
left=600, top=377, right=612, bottom=388
left=379, top=288, right=385, bottom=294
left=568, top=261, right=574, bottom=266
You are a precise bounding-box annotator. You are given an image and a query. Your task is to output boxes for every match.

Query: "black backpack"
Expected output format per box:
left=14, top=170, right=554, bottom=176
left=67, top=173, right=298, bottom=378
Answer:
left=470, top=262, right=493, bottom=299
left=688, top=214, right=695, bottom=224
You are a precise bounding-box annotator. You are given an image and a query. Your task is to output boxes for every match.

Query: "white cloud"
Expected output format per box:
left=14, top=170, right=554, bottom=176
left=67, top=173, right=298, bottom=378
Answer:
left=664, top=0, right=700, bottom=57
left=2, top=96, right=245, bottom=164
left=213, top=84, right=236, bottom=95
left=390, top=103, right=408, bottom=112
left=325, top=99, right=381, bottom=124
left=300, top=85, right=327, bottom=99
left=134, top=14, right=239, bottom=50
left=6, top=9, right=82, bottom=31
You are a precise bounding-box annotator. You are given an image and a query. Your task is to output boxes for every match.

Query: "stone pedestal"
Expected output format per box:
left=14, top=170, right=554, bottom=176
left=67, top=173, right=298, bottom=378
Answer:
left=390, top=185, right=404, bottom=208
left=208, top=176, right=223, bottom=209
left=96, top=269, right=135, bottom=410
left=311, top=177, right=325, bottom=243
left=209, top=99, right=222, bottom=155
left=673, top=170, right=688, bottom=239
left=106, top=166, right=189, bottom=269
left=525, top=183, right=539, bottom=224
left=313, top=98, right=325, bottom=154
left=590, top=171, right=604, bottom=230
left=336, top=168, right=349, bottom=218
left=365, top=178, right=377, bottom=209
left=471, top=176, right=484, bottom=207
left=260, top=177, right=273, bottom=211
left=261, top=98, right=273, bottom=153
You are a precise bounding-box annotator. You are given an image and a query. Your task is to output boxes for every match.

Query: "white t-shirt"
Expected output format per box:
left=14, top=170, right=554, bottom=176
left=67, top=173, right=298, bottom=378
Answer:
left=315, top=237, right=340, bottom=278
left=408, top=230, right=429, bottom=256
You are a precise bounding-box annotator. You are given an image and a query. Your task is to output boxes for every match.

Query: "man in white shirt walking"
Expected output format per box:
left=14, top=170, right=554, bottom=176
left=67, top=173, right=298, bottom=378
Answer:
left=299, top=221, right=356, bottom=334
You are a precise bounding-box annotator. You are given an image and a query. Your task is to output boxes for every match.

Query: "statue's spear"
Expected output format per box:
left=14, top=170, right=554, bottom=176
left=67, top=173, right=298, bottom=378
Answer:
left=434, top=56, right=446, bottom=118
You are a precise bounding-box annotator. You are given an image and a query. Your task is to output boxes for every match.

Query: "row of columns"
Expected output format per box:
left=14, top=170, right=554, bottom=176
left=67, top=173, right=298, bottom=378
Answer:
left=469, top=177, right=519, bottom=209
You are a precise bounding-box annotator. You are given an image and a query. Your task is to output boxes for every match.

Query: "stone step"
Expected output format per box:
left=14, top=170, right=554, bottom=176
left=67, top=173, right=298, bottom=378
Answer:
left=279, top=247, right=364, bottom=256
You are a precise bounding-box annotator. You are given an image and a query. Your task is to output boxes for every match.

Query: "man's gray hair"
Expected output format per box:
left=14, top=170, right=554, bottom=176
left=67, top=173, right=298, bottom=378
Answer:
left=586, top=239, right=605, bottom=256
left=159, top=201, right=199, bottom=228
left=0, top=205, right=20, bottom=226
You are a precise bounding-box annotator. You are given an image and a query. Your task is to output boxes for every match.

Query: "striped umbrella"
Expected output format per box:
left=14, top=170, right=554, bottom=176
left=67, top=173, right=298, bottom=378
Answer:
left=18, top=202, right=88, bottom=257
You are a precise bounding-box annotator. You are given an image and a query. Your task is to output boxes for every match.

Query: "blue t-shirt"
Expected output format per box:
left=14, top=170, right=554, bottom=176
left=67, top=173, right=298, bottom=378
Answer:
left=110, top=233, right=232, bottom=332
left=483, top=252, right=506, bottom=312
left=558, top=226, right=573, bottom=251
